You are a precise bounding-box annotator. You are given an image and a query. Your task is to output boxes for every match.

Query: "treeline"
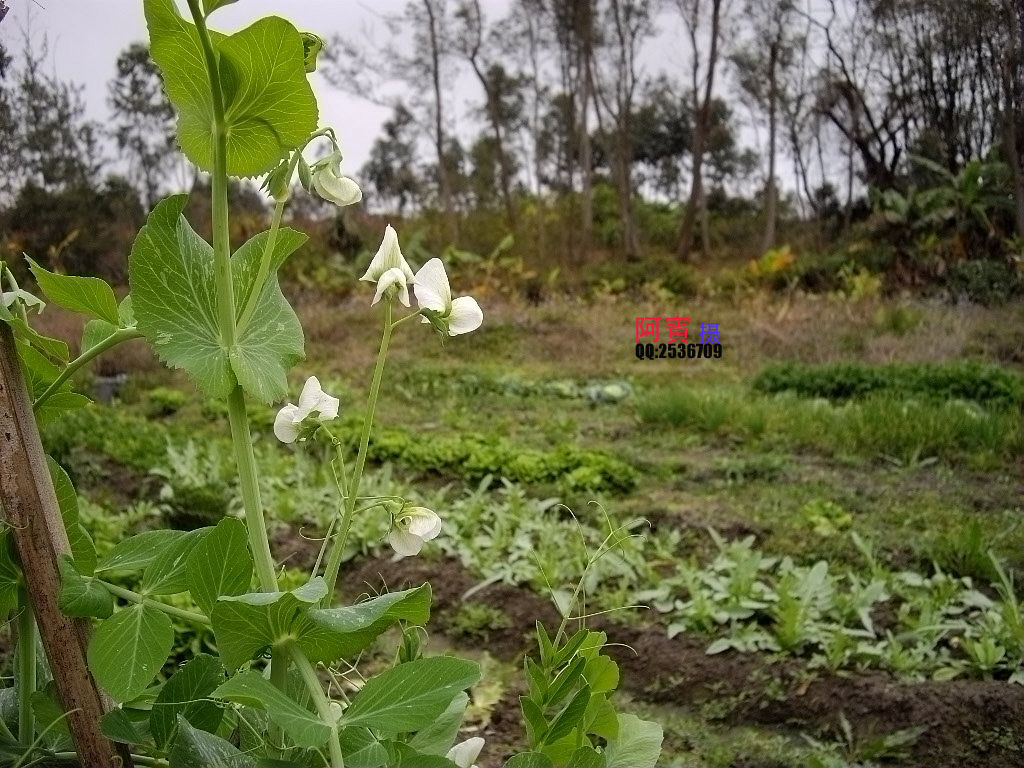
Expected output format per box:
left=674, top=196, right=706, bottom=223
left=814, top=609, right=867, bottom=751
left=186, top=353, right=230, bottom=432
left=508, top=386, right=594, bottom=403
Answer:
left=0, top=0, right=1022, bottom=291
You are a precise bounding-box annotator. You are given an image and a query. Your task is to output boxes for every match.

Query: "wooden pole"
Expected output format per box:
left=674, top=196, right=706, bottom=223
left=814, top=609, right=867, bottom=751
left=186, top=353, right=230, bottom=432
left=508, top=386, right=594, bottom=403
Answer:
left=0, top=323, right=132, bottom=768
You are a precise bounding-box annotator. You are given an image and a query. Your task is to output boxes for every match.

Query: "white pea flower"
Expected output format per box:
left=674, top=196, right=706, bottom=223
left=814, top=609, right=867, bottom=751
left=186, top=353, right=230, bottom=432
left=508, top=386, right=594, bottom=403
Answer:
left=388, top=506, right=442, bottom=557
left=372, top=266, right=411, bottom=307
left=447, top=737, right=484, bottom=768
left=413, top=258, right=483, bottom=336
left=362, top=225, right=415, bottom=284
left=311, top=151, right=362, bottom=208
left=273, top=376, right=340, bottom=444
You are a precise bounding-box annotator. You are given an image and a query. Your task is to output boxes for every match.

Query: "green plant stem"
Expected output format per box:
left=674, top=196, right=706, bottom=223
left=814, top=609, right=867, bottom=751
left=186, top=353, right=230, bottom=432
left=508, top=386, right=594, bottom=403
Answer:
left=322, top=303, right=393, bottom=597
left=185, top=7, right=344, bottom=765
left=33, top=328, right=143, bottom=411
left=289, top=645, right=343, bottom=768
left=16, top=589, right=35, bottom=745
left=100, top=581, right=210, bottom=626
left=236, top=198, right=286, bottom=334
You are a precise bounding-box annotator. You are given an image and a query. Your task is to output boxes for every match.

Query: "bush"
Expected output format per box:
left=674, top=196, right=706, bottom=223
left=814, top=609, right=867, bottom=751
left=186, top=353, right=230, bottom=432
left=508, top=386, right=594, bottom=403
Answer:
left=752, top=361, right=1024, bottom=409
left=144, top=386, right=188, bottom=417
left=947, top=260, right=1023, bottom=306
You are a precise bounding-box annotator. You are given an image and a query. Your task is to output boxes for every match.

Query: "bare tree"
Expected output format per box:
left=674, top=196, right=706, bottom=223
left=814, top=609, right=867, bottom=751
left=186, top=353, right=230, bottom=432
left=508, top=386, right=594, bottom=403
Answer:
left=674, top=0, right=725, bottom=261
left=591, top=0, right=652, bottom=259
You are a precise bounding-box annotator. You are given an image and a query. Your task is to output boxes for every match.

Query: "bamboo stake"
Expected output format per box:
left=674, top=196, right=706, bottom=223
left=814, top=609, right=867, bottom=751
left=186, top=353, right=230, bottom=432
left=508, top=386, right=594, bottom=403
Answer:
left=0, top=322, right=132, bottom=768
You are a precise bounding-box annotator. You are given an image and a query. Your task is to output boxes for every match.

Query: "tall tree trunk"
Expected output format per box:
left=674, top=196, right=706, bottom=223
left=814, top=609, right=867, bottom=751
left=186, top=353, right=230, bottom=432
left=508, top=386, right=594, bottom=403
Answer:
left=423, top=0, right=456, bottom=243
left=760, top=40, right=779, bottom=254
left=678, top=0, right=723, bottom=261
left=578, top=0, right=595, bottom=259
left=1006, top=0, right=1024, bottom=238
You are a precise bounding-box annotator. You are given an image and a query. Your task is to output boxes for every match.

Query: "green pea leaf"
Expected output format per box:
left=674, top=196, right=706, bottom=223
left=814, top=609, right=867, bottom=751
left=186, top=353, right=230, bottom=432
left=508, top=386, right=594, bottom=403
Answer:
left=341, top=656, right=480, bottom=733
left=567, top=747, right=606, bottom=768
left=201, top=0, right=237, bottom=15
left=211, top=578, right=327, bottom=670
left=31, top=684, right=73, bottom=751
left=603, top=714, right=662, bottom=768
left=503, top=753, right=555, bottom=768
left=129, top=195, right=231, bottom=399
left=47, top=457, right=97, bottom=574
left=228, top=227, right=306, bottom=404
left=169, top=716, right=255, bottom=768
left=58, top=556, right=113, bottom=619
left=89, top=603, right=175, bottom=703
left=128, top=195, right=306, bottom=403
left=151, top=654, right=226, bottom=749
left=143, top=527, right=212, bottom=596
left=339, top=727, right=388, bottom=767
left=145, top=0, right=317, bottom=178
left=407, top=692, right=468, bottom=756
left=97, top=529, right=191, bottom=575
left=214, top=671, right=332, bottom=749
left=0, top=533, right=20, bottom=621
left=186, top=518, right=253, bottom=615
left=582, top=656, right=618, bottom=695
left=27, top=257, right=120, bottom=324
left=81, top=319, right=119, bottom=354
left=101, top=707, right=151, bottom=745
left=212, top=582, right=431, bottom=670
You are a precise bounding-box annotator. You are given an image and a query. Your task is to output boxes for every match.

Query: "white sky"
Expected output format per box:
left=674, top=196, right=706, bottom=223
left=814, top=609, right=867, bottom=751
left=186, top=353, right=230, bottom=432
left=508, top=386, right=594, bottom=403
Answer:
left=2, top=0, right=824, bottom=196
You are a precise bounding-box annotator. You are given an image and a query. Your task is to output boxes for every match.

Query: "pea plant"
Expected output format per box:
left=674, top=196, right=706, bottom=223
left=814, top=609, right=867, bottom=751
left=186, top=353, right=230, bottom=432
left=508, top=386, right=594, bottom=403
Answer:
left=0, top=2, right=662, bottom=767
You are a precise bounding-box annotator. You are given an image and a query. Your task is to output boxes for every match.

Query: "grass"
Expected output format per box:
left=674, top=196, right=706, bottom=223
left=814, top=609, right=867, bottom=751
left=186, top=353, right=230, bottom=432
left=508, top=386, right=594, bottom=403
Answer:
left=31, top=292, right=1024, bottom=767
left=637, top=386, right=1023, bottom=465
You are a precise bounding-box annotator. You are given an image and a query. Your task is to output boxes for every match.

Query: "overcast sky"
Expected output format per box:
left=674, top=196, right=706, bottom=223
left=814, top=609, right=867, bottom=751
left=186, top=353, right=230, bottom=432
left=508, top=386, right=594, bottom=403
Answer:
left=2, top=0, right=813, bottom=196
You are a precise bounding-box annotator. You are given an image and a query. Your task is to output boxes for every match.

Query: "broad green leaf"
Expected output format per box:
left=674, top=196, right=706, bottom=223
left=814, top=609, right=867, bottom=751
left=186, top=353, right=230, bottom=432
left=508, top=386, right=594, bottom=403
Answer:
left=603, top=714, right=662, bottom=768
left=216, top=585, right=423, bottom=671
left=47, top=457, right=97, bottom=574
left=97, top=529, right=191, bottom=574
left=0, top=534, right=21, bottom=620
left=302, top=585, right=432, bottom=663
left=385, top=742, right=460, bottom=768
left=503, top=754, right=555, bottom=768
left=583, top=656, right=618, bottom=695
left=36, top=392, right=91, bottom=428
left=202, top=0, right=237, bottom=15
left=145, top=0, right=317, bottom=177
left=58, top=556, right=113, bottom=619
left=186, top=518, right=253, bottom=615
left=169, top=716, right=255, bottom=768
left=27, top=257, right=120, bottom=324
left=101, top=708, right=150, bottom=745
left=567, top=747, right=606, bottom=768
left=119, top=295, right=136, bottom=326
left=407, top=692, right=467, bottom=755
left=82, top=319, right=119, bottom=354
left=584, top=696, right=617, bottom=741
left=543, top=686, right=590, bottom=746
left=143, top=527, right=211, bottom=596
left=151, top=654, right=226, bottom=748
left=228, top=228, right=306, bottom=403
left=211, top=578, right=327, bottom=669
left=31, top=684, right=73, bottom=751
left=129, top=195, right=231, bottom=398
left=339, top=727, right=388, bottom=768
left=8, top=315, right=68, bottom=361
left=129, top=195, right=305, bottom=403
left=17, top=339, right=62, bottom=397
left=89, top=603, right=175, bottom=703
left=214, top=671, right=331, bottom=748
left=341, top=656, right=480, bottom=733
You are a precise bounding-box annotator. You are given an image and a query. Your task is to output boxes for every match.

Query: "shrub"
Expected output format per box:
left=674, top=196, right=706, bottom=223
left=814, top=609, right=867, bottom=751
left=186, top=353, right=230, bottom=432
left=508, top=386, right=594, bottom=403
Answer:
left=752, top=361, right=1024, bottom=409
left=947, top=260, right=1023, bottom=306
left=144, top=386, right=188, bottom=417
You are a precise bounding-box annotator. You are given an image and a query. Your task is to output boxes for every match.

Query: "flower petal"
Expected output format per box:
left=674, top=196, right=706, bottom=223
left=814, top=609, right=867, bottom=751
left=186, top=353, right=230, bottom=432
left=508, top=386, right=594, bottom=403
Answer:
left=388, top=529, right=424, bottom=557
left=447, top=737, right=485, bottom=768
left=448, top=296, right=483, bottom=335
left=298, top=377, right=325, bottom=411
left=413, top=258, right=451, bottom=313
left=273, top=403, right=302, bottom=443
left=407, top=509, right=441, bottom=538
left=362, top=225, right=414, bottom=283
left=317, top=173, right=362, bottom=207
left=372, top=267, right=411, bottom=307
